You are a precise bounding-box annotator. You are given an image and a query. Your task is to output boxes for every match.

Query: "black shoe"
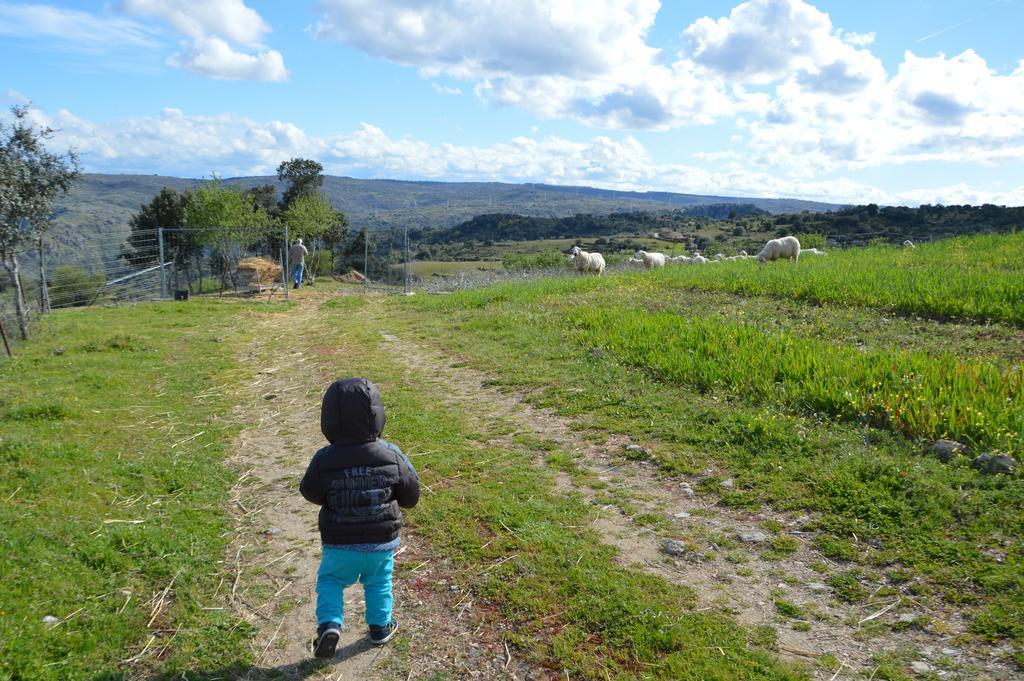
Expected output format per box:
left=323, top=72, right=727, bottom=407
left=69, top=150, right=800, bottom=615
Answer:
left=313, top=623, right=340, bottom=659
left=368, top=619, right=398, bottom=645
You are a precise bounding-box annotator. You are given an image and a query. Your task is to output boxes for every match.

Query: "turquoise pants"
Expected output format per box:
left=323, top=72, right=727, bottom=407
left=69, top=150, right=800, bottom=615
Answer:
left=316, top=546, right=394, bottom=627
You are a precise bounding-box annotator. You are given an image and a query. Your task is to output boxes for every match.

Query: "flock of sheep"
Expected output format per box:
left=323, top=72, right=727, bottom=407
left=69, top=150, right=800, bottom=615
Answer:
left=567, top=235, right=827, bottom=275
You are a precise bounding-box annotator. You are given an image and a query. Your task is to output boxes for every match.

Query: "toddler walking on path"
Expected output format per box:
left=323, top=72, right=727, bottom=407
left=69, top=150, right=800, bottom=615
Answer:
left=300, top=377, right=420, bottom=658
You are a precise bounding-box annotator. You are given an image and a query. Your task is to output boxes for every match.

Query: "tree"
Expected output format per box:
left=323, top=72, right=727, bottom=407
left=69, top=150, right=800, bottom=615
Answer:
left=244, top=183, right=278, bottom=216
left=122, top=187, right=206, bottom=292
left=0, top=105, right=80, bottom=339
left=122, top=187, right=188, bottom=266
left=281, top=193, right=345, bottom=283
left=277, top=158, right=324, bottom=210
left=185, top=177, right=270, bottom=289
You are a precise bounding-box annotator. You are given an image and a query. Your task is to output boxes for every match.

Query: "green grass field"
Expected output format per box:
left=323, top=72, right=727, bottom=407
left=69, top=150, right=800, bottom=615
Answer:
left=1, top=231, right=1021, bottom=678
left=638, top=233, right=1024, bottom=325
left=0, top=301, right=299, bottom=678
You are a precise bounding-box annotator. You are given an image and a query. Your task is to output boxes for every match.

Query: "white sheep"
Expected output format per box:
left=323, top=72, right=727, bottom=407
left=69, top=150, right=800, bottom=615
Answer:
left=691, top=254, right=710, bottom=264
left=634, top=250, right=668, bottom=268
left=903, top=240, right=916, bottom=248
left=756, top=236, right=801, bottom=265
left=569, top=245, right=605, bottom=275
left=669, top=255, right=693, bottom=265
left=802, top=247, right=827, bottom=256
left=626, top=257, right=646, bottom=269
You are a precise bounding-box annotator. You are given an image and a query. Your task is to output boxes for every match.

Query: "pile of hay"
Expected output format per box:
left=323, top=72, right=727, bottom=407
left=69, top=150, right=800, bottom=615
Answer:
left=237, top=257, right=282, bottom=283
left=335, top=270, right=367, bottom=283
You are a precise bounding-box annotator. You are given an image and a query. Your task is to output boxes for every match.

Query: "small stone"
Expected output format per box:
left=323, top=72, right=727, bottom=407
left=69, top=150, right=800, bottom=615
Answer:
left=590, top=347, right=603, bottom=359
left=662, top=539, right=689, bottom=556
left=737, top=530, right=770, bottom=544
left=679, top=485, right=696, bottom=498
left=720, top=478, right=735, bottom=489
left=897, top=613, right=916, bottom=624
left=806, top=582, right=829, bottom=593
left=51, top=347, right=66, bottom=356
left=932, top=439, right=965, bottom=462
left=263, top=393, right=277, bottom=400
left=673, top=511, right=691, bottom=519
left=662, top=539, right=699, bottom=561
left=940, top=648, right=958, bottom=656
left=624, top=444, right=647, bottom=455
left=265, top=526, right=283, bottom=536
left=42, top=615, right=59, bottom=626
left=971, top=452, right=1017, bottom=475
left=910, top=661, right=931, bottom=674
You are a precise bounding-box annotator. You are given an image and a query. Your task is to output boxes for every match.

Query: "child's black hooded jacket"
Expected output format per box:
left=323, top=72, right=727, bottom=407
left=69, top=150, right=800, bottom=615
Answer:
left=300, top=378, right=419, bottom=545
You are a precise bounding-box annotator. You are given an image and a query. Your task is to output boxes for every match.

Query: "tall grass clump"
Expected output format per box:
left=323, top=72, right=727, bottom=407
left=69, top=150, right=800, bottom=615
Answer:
left=572, top=307, right=1023, bottom=456
left=654, top=233, right=1024, bottom=325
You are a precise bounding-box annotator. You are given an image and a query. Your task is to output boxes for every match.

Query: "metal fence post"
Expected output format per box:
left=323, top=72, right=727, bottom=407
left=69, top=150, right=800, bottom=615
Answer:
left=363, top=228, right=369, bottom=295
left=158, top=228, right=167, bottom=299
left=403, top=224, right=410, bottom=295
left=283, top=225, right=289, bottom=301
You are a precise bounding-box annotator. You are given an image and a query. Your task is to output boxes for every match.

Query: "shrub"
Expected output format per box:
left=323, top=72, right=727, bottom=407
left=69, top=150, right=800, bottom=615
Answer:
left=306, top=249, right=333, bottom=277
left=792, top=233, right=826, bottom=249
left=48, top=265, right=105, bottom=308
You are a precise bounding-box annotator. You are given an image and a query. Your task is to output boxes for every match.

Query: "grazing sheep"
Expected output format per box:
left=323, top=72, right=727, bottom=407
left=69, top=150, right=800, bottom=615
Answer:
left=626, top=257, right=646, bottom=268
left=669, top=255, right=694, bottom=265
left=756, top=236, right=801, bottom=265
left=903, top=240, right=916, bottom=248
left=634, top=250, right=668, bottom=268
left=569, top=245, right=606, bottom=275
left=714, top=253, right=725, bottom=261
left=691, top=253, right=710, bottom=264
left=802, top=247, right=827, bottom=256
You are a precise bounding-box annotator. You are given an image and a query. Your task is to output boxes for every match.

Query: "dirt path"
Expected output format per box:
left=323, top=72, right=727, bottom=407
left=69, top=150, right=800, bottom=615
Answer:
left=374, top=318, right=1014, bottom=681
left=221, top=295, right=515, bottom=680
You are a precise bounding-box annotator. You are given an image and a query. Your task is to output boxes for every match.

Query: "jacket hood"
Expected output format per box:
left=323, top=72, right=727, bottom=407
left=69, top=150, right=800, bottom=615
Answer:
left=320, top=377, right=386, bottom=445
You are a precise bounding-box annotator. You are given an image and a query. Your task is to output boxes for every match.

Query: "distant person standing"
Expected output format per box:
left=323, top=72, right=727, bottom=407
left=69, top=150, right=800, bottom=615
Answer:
left=289, top=238, right=309, bottom=289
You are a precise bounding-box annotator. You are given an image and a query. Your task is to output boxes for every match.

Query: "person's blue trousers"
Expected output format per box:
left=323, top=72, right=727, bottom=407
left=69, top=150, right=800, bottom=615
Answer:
left=292, top=263, right=304, bottom=287
left=316, top=546, right=394, bottom=628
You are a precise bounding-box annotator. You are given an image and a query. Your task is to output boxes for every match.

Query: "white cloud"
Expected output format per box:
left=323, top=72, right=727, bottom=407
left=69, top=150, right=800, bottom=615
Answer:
left=314, top=0, right=729, bottom=130
left=682, top=0, right=885, bottom=93
left=744, top=48, right=1024, bottom=173
left=430, top=83, right=462, bottom=96
left=314, top=0, right=660, bottom=79
left=840, top=31, right=875, bottom=47
left=118, top=0, right=268, bottom=44
left=11, top=104, right=1022, bottom=207
left=166, top=36, right=287, bottom=82
left=3, top=88, right=30, bottom=104
left=0, top=2, right=158, bottom=51
left=118, top=0, right=288, bottom=81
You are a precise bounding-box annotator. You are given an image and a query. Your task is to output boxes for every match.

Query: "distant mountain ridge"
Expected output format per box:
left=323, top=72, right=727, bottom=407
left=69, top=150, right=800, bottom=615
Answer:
left=48, top=173, right=840, bottom=268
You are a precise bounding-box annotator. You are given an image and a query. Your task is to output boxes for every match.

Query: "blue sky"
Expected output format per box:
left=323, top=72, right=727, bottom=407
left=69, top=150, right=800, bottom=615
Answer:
left=1, top=0, right=1022, bottom=205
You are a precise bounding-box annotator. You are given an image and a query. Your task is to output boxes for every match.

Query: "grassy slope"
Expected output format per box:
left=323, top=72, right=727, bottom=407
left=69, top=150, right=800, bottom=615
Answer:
left=0, top=301, right=289, bottom=679
left=393, top=244, right=1023, bottom=648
